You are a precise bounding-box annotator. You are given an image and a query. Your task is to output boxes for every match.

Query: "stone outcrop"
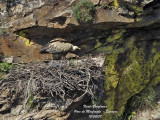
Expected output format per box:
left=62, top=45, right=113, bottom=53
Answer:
left=0, top=0, right=158, bottom=62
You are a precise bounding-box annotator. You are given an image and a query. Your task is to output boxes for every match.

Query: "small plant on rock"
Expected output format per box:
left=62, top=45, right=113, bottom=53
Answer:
left=72, top=0, right=96, bottom=23
left=0, top=62, right=13, bottom=79
left=123, top=87, right=157, bottom=120
left=0, top=62, right=13, bottom=73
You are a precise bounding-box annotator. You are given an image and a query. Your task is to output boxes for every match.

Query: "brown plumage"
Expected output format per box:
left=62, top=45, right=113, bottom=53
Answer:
left=40, top=38, right=80, bottom=59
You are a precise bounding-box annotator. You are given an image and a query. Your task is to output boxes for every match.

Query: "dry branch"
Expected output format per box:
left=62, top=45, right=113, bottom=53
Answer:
left=0, top=57, right=105, bottom=109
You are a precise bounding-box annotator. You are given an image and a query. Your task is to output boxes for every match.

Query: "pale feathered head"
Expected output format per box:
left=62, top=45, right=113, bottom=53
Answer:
left=72, top=46, right=81, bottom=51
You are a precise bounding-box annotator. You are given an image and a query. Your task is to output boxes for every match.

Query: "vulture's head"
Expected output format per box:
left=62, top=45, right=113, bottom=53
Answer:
left=72, top=46, right=81, bottom=51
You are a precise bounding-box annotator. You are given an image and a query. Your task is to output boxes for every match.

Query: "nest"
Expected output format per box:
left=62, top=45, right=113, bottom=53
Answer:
left=0, top=57, right=105, bottom=109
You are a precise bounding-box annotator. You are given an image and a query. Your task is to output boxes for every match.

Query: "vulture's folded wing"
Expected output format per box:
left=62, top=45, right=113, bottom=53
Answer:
left=41, top=42, right=73, bottom=54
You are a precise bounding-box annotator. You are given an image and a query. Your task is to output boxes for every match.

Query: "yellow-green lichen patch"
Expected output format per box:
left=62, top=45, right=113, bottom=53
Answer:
left=114, top=48, right=125, bottom=54
left=127, top=111, right=136, bottom=120
left=25, top=40, right=31, bottom=46
left=116, top=60, right=145, bottom=114
left=124, top=36, right=136, bottom=49
left=151, top=47, right=156, bottom=54
left=128, top=3, right=143, bottom=21
left=107, top=30, right=125, bottom=42
left=113, top=0, right=119, bottom=8
left=103, top=52, right=119, bottom=120
left=18, top=30, right=32, bottom=46
left=131, top=5, right=143, bottom=15
left=108, top=0, right=119, bottom=8
left=148, top=52, right=160, bottom=86
left=144, top=42, right=160, bottom=87
left=19, top=36, right=32, bottom=47
left=104, top=53, right=119, bottom=102
left=104, top=53, right=119, bottom=88
left=93, top=29, right=125, bottom=53
left=95, top=39, right=102, bottom=48
left=124, top=3, right=143, bottom=21
left=116, top=47, right=151, bottom=110
left=136, top=17, right=143, bottom=22
left=103, top=43, right=160, bottom=119
left=19, top=30, right=28, bottom=38
left=96, top=45, right=113, bottom=53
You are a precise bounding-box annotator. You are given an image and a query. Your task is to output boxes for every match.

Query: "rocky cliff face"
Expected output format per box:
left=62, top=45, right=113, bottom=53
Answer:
left=1, top=0, right=160, bottom=120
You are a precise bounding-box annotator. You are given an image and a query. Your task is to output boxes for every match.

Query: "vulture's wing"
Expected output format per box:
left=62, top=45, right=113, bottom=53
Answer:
left=49, top=38, right=67, bottom=43
left=41, top=42, right=73, bottom=54
left=40, top=43, right=50, bottom=53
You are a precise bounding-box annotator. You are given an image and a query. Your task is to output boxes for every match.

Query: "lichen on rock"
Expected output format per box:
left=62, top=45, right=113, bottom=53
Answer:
left=103, top=38, right=160, bottom=119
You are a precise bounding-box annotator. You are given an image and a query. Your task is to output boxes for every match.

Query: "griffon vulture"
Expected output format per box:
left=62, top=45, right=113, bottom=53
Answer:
left=40, top=38, right=80, bottom=59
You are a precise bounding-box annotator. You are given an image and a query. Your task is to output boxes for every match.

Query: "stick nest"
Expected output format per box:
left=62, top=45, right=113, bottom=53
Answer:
left=0, top=58, right=105, bottom=105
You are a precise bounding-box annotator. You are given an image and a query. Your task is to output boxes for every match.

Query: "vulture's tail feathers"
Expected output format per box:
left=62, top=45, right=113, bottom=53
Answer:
left=40, top=45, right=49, bottom=53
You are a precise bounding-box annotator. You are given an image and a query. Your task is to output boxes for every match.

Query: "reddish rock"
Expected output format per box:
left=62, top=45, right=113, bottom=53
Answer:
left=0, top=36, right=52, bottom=63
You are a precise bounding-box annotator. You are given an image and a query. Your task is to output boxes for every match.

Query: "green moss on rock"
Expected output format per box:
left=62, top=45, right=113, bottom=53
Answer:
left=96, top=45, right=113, bottom=53
left=107, top=30, right=125, bottom=42
left=95, top=39, right=102, bottom=48
left=148, top=52, right=160, bottom=86
left=93, top=29, right=125, bottom=54
left=103, top=40, right=160, bottom=119
left=105, top=52, right=119, bottom=91
left=19, top=30, right=28, bottom=38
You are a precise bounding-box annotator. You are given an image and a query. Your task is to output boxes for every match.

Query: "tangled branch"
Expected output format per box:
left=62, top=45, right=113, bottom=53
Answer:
left=0, top=57, right=105, bottom=108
